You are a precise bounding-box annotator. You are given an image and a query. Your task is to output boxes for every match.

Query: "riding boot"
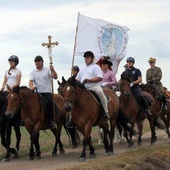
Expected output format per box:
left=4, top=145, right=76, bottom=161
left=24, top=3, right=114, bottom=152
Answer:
left=49, top=112, right=57, bottom=129
left=66, top=112, right=74, bottom=128
left=141, top=96, right=152, bottom=117
left=162, top=96, right=167, bottom=110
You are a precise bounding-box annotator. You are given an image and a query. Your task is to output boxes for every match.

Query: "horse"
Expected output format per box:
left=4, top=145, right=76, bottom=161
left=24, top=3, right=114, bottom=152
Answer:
left=5, top=85, right=66, bottom=160
left=0, top=90, right=21, bottom=162
left=58, top=77, right=81, bottom=148
left=62, top=76, right=137, bottom=161
left=140, top=83, right=170, bottom=138
left=119, top=73, right=165, bottom=146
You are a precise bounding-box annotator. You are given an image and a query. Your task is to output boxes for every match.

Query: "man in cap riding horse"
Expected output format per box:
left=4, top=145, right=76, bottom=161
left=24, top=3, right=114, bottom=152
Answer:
left=76, top=51, right=109, bottom=119
left=146, top=57, right=167, bottom=110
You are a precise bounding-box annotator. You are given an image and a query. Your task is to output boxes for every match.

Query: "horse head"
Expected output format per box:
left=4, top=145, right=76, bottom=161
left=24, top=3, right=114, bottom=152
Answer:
left=57, top=76, right=67, bottom=96
left=5, top=85, right=21, bottom=119
left=63, top=76, right=84, bottom=112
left=120, top=72, right=132, bottom=98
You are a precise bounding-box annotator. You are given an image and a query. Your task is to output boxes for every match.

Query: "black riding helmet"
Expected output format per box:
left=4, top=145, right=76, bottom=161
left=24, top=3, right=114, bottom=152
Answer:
left=126, top=57, right=135, bottom=63
left=8, top=55, right=19, bottom=66
left=72, top=65, right=79, bottom=72
left=83, top=51, right=94, bottom=58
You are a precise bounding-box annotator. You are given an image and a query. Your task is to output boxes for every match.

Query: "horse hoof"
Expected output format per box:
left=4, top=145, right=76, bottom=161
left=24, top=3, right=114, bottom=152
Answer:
left=79, top=157, right=86, bottom=162
left=34, top=156, right=41, bottom=160
left=71, top=144, right=77, bottom=149
left=107, top=152, right=113, bottom=156
left=89, top=154, right=96, bottom=159
left=13, top=153, right=19, bottom=158
left=2, top=158, right=10, bottom=162
left=30, top=156, right=35, bottom=160
left=51, top=153, right=57, bottom=157
left=60, top=149, right=65, bottom=154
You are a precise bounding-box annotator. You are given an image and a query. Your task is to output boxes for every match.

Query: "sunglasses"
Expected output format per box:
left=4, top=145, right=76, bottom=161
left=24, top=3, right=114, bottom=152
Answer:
left=149, top=62, right=154, bottom=63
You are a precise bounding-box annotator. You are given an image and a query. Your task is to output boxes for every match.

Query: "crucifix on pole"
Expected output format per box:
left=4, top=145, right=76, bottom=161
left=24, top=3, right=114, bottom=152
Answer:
left=42, top=35, right=59, bottom=128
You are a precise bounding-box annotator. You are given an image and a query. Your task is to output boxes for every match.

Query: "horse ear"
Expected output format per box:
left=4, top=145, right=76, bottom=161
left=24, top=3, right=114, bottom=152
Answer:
left=6, top=84, right=12, bottom=92
left=62, top=76, right=67, bottom=83
left=58, top=80, right=61, bottom=85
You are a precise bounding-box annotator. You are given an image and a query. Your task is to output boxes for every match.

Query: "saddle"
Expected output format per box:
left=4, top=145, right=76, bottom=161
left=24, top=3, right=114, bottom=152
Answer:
left=38, top=94, right=59, bottom=116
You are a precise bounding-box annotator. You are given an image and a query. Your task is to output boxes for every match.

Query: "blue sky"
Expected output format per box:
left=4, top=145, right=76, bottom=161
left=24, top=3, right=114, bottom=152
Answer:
left=0, top=0, right=170, bottom=92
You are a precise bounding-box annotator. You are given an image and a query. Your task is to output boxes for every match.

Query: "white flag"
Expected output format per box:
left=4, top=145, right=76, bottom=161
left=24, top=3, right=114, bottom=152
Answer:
left=75, top=14, right=130, bottom=74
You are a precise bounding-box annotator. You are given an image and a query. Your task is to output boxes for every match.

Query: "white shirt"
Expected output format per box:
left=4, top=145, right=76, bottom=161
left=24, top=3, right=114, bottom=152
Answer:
left=29, top=66, right=52, bottom=93
left=5, top=68, right=21, bottom=89
left=76, top=63, right=103, bottom=88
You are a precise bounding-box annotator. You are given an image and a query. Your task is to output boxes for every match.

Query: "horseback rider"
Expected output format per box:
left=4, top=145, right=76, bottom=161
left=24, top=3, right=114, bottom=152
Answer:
left=101, top=57, right=117, bottom=90
left=76, top=51, right=109, bottom=119
left=29, top=55, right=58, bottom=129
left=1, top=55, right=21, bottom=91
left=146, top=57, right=167, bottom=110
left=123, top=57, right=152, bottom=117
left=66, top=65, right=80, bottom=128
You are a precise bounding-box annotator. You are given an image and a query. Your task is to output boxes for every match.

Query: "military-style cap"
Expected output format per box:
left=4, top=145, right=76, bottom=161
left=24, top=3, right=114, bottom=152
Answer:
left=148, top=57, right=156, bottom=62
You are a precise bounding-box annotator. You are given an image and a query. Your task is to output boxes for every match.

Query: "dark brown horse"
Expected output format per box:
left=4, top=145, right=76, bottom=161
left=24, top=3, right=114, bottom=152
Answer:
left=119, top=73, right=165, bottom=146
left=62, top=76, right=136, bottom=161
left=57, top=77, right=81, bottom=148
left=140, top=83, right=170, bottom=138
left=5, top=86, right=66, bottom=160
left=0, top=90, right=21, bottom=162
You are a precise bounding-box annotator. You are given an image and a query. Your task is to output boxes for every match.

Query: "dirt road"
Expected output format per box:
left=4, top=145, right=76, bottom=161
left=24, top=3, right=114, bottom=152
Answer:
left=0, top=129, right=169, bottom=170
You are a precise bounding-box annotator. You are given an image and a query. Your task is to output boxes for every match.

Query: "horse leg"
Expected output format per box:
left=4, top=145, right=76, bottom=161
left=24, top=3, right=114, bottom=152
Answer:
left=51, top=122, right=65, bottom=156
left=128, top=123, right=134, bottom=147
left=148, top=116, right=157, bottom=145
left=88, top=136, right=95, bottom=159
left=97, top=126, right=103, bottom=145
left=136, top=121, right=143, bottom=145
left=79, top=136, right=90, bottom=162
left=160, top=115, right=170, bottom=138
left=29, top=132, right=36, bottom=160
left=33, top=132, right=41, bottom=160
left=1, top=126, right=10, bottom=162
left=12, top=125, right=21, bottom=158
left=102, top=124, right=110, bottom=154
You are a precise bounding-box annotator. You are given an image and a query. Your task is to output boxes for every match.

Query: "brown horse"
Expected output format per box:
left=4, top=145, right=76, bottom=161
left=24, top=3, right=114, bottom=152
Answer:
left=5, top=85, right=66, bottom=160
left=119, top=73, right=165, bottom=146
left=58, top=76, right=81, bottom=148
left=140, top=83, right=170, bottom=138
left=62, top=76, right=136, bottom=161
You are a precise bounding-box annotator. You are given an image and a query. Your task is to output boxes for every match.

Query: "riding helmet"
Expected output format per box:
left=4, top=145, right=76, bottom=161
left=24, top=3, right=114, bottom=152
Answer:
left=8, top=55, right=19, bottom=66
left=72, top=65, right=79, bottom=72
left=83, top=51, right=94, bottom=58
left=126, top=57, right=135, bottom=63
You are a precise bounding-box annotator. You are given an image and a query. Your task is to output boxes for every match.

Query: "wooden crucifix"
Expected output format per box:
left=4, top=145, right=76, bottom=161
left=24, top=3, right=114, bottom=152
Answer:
left=42, top=35, right=59, bottom=65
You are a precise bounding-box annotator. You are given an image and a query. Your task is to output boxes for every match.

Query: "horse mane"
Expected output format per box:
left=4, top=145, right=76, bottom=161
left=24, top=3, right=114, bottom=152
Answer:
left=67, top=76, right=85, bottom=89
left=12, top=86, right=32, bottom=95
left=121, top=71, right=132, bottom=82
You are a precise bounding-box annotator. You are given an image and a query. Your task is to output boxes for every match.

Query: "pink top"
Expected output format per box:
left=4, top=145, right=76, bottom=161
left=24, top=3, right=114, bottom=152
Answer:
left=102, top=69, right=117, bottom=88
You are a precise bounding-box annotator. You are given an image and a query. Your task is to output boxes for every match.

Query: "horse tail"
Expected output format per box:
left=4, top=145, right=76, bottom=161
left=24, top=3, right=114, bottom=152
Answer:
left=116, top=108, right=138, bottom=138
left=154, top=116, right=166, bottom=130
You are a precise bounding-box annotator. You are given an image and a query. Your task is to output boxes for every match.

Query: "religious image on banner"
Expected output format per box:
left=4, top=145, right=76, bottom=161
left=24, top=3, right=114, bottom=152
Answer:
left=74, top=14, right=129, bottom=74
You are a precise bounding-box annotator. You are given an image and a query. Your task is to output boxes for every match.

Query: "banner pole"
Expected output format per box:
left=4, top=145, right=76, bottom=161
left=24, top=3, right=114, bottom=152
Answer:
left=70, top=12, right=80, bottom=76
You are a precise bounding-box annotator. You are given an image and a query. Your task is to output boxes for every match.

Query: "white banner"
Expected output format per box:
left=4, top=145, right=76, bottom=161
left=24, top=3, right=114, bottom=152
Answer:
left=75, top=14, right=130, bottom=74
